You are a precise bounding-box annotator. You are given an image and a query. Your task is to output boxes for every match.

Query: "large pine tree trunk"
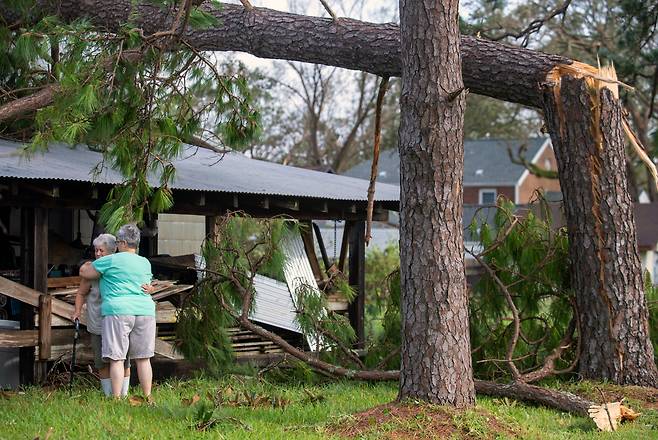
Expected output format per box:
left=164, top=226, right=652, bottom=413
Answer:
left=543, top=76, right=658, bottom=386
left=397, top=0, right=475, bottom=406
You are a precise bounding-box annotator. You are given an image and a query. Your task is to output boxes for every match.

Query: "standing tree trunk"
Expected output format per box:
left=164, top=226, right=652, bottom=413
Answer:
left=398, top=0, right=475, bottom=406
left=543, top=75, right=658, bottom=386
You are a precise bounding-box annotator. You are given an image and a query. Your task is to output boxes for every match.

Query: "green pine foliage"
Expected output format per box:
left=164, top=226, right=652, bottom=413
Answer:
left=469, top=198, right=574, bottom=380
left=1, top=1, right=260, bottom=232
left=644, top=272, right=658, bottom=357
left=364, top=269, right=401, bottom=370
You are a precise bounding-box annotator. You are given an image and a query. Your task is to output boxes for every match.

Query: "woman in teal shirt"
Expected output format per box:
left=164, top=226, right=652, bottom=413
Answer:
left=80, top=224, right=155, bottom=400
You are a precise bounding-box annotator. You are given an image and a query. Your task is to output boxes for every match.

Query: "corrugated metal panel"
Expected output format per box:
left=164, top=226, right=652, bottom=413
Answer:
left=0, top=140, right=399, bottom=202
left=280, top=229, right=324, bottom=351
left=250, top=274, right=301, bottom=333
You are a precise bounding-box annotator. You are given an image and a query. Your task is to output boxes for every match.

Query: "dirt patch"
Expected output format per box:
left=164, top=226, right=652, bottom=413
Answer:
left=565, top=382, right=658, bottom=411
left=328, top=402, right=522, bottom=439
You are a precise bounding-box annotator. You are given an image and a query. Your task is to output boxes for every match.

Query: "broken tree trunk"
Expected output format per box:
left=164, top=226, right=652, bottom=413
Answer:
left=542, top=74, right=658, bottom=386
left=0, top=0, right=569, bottom=120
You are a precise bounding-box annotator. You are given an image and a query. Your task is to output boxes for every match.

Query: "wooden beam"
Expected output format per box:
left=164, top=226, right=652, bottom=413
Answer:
left=0, top=329, right=38, bottom=347
left=312, top=222, right=331, bottom=271
left=299, top=221, right=324, bottom=283
left=272, top=198, right=300, bottom=211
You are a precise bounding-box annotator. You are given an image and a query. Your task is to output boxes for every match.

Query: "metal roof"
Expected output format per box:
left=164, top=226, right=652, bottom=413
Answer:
left=0, top=139, right=399, bottom=202
left=344, top=138, right=550, bottom=187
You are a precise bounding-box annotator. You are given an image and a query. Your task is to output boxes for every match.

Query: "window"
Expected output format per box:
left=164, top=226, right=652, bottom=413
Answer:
left=479, top=189, right=497, bottom=205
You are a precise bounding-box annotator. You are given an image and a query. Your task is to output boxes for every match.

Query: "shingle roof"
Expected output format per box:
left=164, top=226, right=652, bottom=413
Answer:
left=344, top=138, right=550, bottom=186
left=0, top=140, right=400, bottom=202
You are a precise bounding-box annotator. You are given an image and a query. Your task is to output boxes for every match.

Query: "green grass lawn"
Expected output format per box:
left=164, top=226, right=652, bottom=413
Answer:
left=2, top=375, right=658, bottom=439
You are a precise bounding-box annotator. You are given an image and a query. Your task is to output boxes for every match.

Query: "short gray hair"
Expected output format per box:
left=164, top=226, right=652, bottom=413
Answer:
left=116, top=224, right=141, bottom=249
left=92, top=233, right=117, bottom=253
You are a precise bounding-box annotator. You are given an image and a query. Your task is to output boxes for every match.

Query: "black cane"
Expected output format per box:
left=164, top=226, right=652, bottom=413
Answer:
left=69, top=318, right=80, bottom=391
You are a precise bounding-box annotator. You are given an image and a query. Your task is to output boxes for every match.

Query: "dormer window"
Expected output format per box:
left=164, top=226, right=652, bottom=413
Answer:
left=479, top=189, right=497, bottom=205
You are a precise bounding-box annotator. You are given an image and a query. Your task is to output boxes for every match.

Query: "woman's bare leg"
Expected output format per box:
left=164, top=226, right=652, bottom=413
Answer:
left=109, top=360, right=125, bottom=397
left=134, top=358, right=152, bottom=397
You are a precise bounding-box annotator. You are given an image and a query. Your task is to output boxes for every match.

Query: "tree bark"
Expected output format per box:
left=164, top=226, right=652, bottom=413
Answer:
left=543, top=76, right=658, bottom=386
left=397, top=0, right=475, bottom=406
left=0, top=1, right=569, bottom=111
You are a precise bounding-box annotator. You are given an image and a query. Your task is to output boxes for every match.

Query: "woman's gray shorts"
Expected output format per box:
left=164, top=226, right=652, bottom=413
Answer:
left=101, top=315, right=156, bottom=361
left=90, top=332, right=130, bottom=370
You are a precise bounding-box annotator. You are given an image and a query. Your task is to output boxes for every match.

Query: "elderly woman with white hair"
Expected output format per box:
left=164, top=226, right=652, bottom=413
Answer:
left=80, top=224, right=156, bottom=400
left=72, top=233, right=130, bottom=396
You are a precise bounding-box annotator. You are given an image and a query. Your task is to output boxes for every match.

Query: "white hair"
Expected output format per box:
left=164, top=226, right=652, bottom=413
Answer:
left=92, top=233, right=117, bottom=253
left=116, top=224, right=141, bottom=249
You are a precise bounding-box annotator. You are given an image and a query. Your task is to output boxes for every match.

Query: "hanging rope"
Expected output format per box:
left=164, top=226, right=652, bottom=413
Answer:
left=333, top=220, right=337, bottom=263
left=365, top=76, right=389, bottom=246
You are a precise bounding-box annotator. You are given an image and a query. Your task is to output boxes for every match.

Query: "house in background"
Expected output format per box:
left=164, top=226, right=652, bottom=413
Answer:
left=633, top=203, right=658, bottom=283
left=344, top=137, right=561, bottom=205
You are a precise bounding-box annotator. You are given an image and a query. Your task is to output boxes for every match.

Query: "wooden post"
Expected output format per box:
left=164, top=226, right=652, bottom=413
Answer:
left=205, top=215, right=220, bottom=245
left=347, top=220, right=366, bottom=348
left=19, top=207, right=35, bottom=385
left=38, top=295, right=52, bottom=361
left=34, top=208, right=49, bottom=382
left=19, top=207, right=48, bottom=384
left=140, top=213, right=158, bottom=257
left=34, top=207, right=48, bottom=294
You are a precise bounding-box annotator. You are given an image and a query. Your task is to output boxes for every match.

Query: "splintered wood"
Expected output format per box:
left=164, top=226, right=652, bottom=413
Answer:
left=588, top=401, right=641, bottom=432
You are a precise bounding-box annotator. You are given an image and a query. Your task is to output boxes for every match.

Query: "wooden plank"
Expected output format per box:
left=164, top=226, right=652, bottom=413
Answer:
left=154, top=338, right=183, bottom=360
left=49, top=288, right=78, bottom=296
left=47, top=276, right=82, bottom=289
left=0, top=329, right=38, bottom=347
left=151, top=284, right=193, bottom=301
left=38, top=295, right=52, bottom=360
left=0, top=275, right=40, bottom=307
left=156, top=301, right=178, bottom=324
